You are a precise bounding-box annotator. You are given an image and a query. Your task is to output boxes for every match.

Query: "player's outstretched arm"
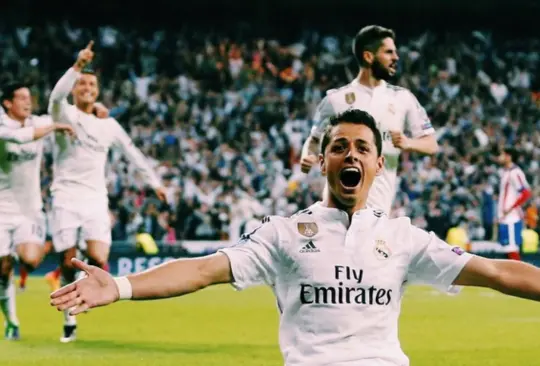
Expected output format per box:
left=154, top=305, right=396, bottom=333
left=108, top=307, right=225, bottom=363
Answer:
left=50, top=254, right=232, bottom=315
left=111, top=119, right=166, bottom=200
left=454, top=256, right=540, bottom=301
left=48, top=41, right=94, bottom=122
left=0, top=122, right=75, bottom=144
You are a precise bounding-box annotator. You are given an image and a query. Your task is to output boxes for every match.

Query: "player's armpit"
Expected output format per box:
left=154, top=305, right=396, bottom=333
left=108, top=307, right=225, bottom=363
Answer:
left=128, top=253, right=233, bottom=300
left=454, top=256, right=540, bottom=301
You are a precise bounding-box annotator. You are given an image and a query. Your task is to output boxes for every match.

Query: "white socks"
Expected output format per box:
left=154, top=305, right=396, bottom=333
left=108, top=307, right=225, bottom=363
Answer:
left=0, top=279, right=19, bottom=327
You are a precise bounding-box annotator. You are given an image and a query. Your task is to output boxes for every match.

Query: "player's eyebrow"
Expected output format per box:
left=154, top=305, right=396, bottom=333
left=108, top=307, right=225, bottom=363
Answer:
left=332, top=137, right=372, bottom=146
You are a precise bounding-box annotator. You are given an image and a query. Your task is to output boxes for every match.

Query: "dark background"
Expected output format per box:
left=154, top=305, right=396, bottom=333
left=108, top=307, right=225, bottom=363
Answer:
left=1, top=0, right=539, bottom=37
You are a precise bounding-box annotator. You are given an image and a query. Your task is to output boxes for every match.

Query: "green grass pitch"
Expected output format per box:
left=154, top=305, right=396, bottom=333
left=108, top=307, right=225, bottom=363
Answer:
left=1, top=277, right=539, bottom=366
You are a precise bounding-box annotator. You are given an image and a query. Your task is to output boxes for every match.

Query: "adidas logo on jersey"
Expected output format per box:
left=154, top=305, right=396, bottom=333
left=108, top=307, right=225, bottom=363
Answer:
left=300, top=241, right=320, bottom=253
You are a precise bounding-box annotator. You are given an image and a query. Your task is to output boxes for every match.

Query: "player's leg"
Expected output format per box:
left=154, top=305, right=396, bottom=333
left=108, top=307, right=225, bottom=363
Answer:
left=0, top=222, right=21, bottom=340
left=15, top=213, right=47, bottom=291
left=82, top=209, right=112, bottom=270
left=498, top=222, right=521, bottom=260
left=511, top=220, right=524, bottom=261
left=43, top=238, right=61, bottom=291
left=51, top=206, right=81, bottom=343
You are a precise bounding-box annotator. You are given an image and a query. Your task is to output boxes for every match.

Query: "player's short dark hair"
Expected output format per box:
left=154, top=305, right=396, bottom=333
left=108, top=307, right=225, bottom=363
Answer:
left=503, top=146, right=518, bottom=162
left=320, top=109, right=382, bottom=156
left=1, top=82, right=30, bottom=103
left=353, top=25, right=396, bottom=67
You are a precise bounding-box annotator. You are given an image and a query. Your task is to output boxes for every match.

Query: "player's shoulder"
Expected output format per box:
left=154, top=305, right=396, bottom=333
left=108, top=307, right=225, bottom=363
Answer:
left=377, top=212, right=414, bottom=234
left=325, top=82, right=357, bottom=101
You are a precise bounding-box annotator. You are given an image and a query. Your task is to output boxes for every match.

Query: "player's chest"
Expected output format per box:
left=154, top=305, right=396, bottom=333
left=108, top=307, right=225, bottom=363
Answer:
left=341, top=93, right=406, bottom=130
left=283, top=223, right=409, bottom=289
left=71, top=120, right=113, bottom=152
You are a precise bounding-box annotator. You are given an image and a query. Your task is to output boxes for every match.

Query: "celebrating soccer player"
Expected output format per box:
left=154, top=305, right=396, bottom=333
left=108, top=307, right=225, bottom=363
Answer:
left=51, top=109, right=540, bottom=365
left=47, top=41, right=166, bottom=343
left=0, top=85, right=75, bottom=340
left=300, top=25, right=438, bottom=215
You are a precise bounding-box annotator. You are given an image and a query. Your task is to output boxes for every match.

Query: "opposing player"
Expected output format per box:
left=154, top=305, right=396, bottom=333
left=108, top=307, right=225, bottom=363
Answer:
left=48, top=41, right=166, bottom=343
left=0, top=84, right=75, bottom=339
left=497, top=147, right=532, bottom=261
left=300, top=25, right=438, bottom=215
left=52, top=109, right=540, bottom=365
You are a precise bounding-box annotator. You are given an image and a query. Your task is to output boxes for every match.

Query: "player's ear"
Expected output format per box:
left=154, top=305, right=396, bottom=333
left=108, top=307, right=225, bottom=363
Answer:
left=319, top=153, right=327, bottom=176
left=362, top=51, right=374, bottom=65
left=375, top=155, right=384, bottom=176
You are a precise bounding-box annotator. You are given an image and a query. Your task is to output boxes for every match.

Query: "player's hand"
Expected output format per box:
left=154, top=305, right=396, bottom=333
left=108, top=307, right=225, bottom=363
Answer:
left=93, top=102, right=110, bottom=118
left=74, top=41, right=94, bottom=71
left=154, top=187, right=167, bottom=201
left=50, top=258, right=118, bottom=315
left=53, top=123, right=76, bottom=137
left=389, top=131, right=410, bottom=151
left=300, top=154, right=317, bottom=173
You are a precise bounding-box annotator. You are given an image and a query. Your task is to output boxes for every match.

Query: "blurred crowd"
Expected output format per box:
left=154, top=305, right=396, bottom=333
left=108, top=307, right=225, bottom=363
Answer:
left=1, top=22, right=539, bottom=244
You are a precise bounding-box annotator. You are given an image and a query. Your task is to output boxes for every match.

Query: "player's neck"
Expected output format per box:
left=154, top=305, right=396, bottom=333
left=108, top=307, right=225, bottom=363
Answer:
left=357, top=69, right=383, bottom=88
left=75, top=102, right=95, bottom=114
left=7, top=111, right=25, bottom=124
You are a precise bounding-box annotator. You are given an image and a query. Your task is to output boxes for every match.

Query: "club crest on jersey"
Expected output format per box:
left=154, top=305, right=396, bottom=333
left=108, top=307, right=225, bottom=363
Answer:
left=374, top=239, right=391, bottom=260
left=297, top=222, right=318, bottom=237
left=345, top=92, right=356, bottom=105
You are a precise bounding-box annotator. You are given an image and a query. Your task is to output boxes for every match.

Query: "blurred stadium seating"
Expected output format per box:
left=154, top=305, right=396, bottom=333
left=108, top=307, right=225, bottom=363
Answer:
left=0, top=0, right=538, bottom=272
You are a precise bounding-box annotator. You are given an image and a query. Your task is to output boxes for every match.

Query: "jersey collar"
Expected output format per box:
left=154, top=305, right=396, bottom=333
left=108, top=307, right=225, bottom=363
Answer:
left=310, top=202, right=378, bottom=228
left=350, top=78, right=387, bottom=91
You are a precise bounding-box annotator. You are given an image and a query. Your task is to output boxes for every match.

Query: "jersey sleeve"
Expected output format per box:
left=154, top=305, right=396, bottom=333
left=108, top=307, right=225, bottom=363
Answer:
left=406, top=225, right=473, bottom=293
left=111, top=119, right=162, bottom=189
left=405, top=91, right=435, bottom=138
left=511, top=168, right=530, bottom=192
left=48, top=68, right=80, bottom=124
left=0, top=124, right=34, bottom=143
left=218, top=217, right=281, bottom=290
left=310, top=96, right=336, bottom=139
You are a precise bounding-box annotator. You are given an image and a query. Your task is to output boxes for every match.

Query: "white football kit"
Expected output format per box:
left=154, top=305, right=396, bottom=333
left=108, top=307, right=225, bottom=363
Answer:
left=48, top=68, right=162, bottom=252
left=0, top=111, right=48, bottom=256
left=219, top=203, right=472, bottom=366
left=310, top=80, right=435, bottom=214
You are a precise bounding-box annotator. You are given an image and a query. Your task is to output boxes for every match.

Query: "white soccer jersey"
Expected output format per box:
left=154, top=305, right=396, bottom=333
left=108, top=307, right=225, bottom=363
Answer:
left=0, top=112, right=51, bottom=216
left=219, top=203, right=472, bottom=366
left=310, top=80, right=435, bottom=214
left=498, top=165, right=530, bottom=224
left=48, top=68, right=162, bottom=209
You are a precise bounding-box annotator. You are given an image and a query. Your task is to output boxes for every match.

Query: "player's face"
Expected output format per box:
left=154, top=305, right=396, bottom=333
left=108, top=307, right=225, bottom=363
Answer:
left=371, top=37, right=399, bottom=80
left=319, top=123, right=384, bottom=208
left=498, top=152, right=511, bottom=165
left=73, top=73, right=99, bottom=105
left=3, top=87, right=32, bottom=120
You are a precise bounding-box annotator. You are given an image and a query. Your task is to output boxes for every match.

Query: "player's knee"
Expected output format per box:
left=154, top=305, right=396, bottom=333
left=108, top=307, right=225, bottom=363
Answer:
left=87, top=253, right=108, bottom=269
left=18, top=244, right=44, bottom=271
left=86, top=241, right=110, bottom=268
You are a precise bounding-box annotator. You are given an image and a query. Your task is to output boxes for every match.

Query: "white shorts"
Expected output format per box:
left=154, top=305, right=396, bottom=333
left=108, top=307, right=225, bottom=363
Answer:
left=51, top=205, right=111, bottom=253
left=0, top=212, right=46, bottom=257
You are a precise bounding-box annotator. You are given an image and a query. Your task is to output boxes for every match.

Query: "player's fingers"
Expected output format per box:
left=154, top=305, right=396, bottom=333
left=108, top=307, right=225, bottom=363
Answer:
left=56, top=295, right=83, bottom=311
left=72, top=258, right=93, bottom=274
left=70, top=302, right=90, bottom=316
left=86, top=40, right=94, bottom=50
left=50, top=282, right=77, bottom=298
left=50, top=289, right=78, bottom=306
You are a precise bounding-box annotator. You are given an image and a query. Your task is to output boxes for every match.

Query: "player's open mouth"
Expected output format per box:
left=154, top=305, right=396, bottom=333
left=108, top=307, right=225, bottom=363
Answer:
left=339, top=167, right=362, bottom=188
